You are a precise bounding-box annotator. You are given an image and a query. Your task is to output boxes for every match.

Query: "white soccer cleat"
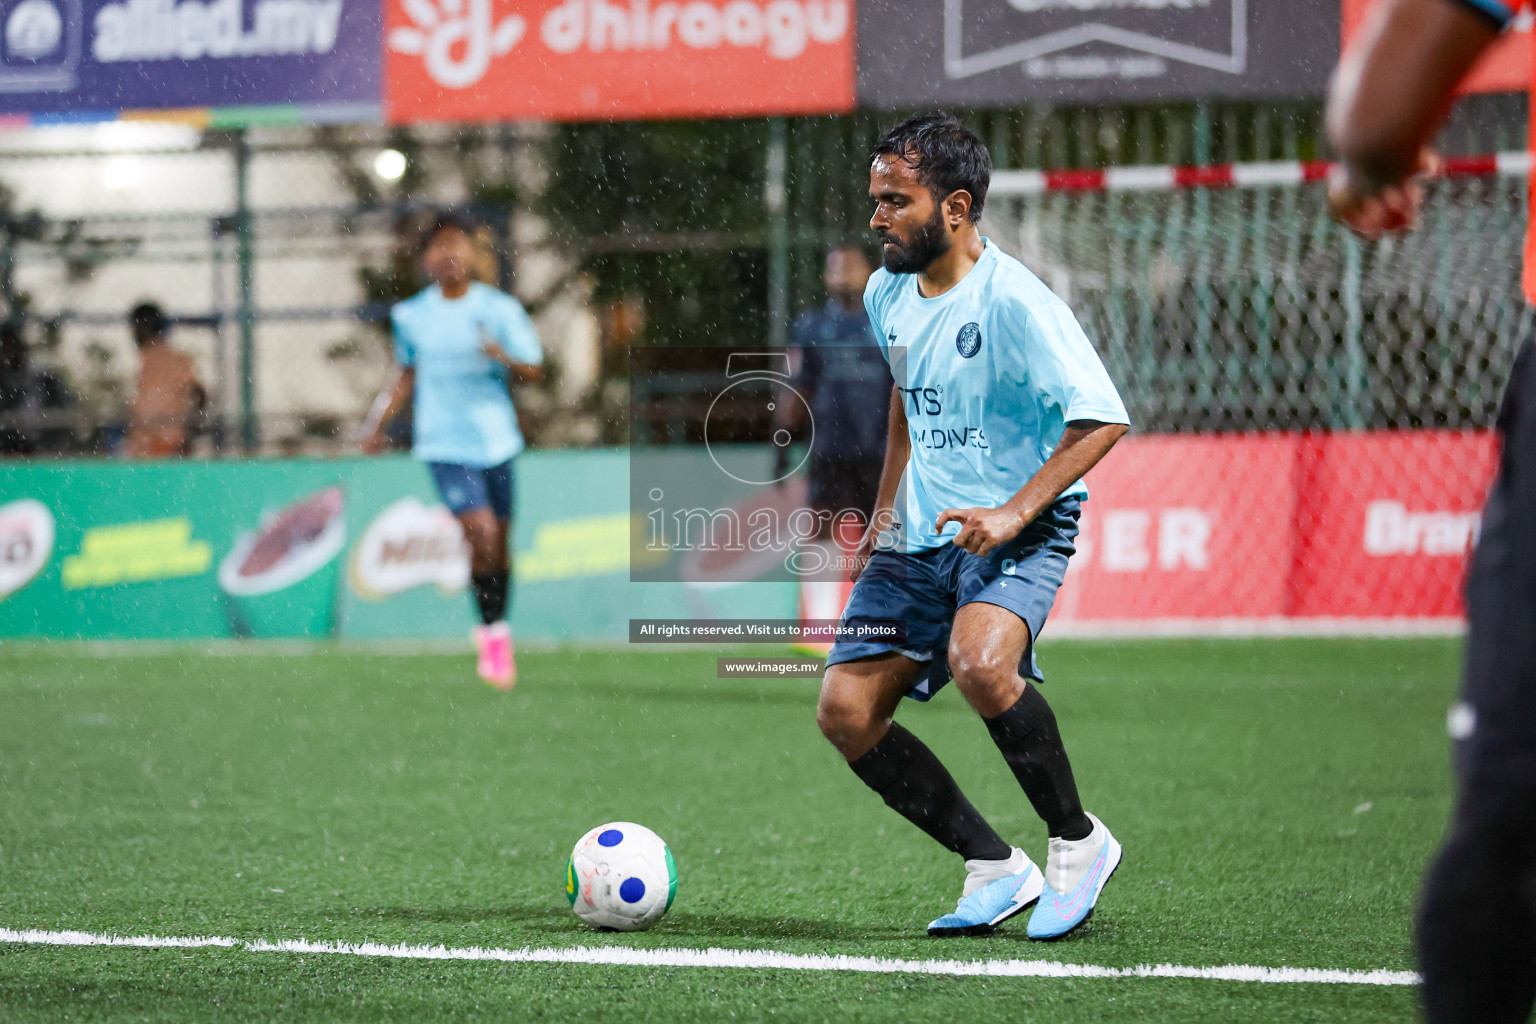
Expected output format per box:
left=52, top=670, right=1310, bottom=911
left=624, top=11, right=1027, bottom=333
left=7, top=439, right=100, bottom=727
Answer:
left=927, top=847, right=1044, bottom=937
left=1026, top=812, right=1123, bottom=940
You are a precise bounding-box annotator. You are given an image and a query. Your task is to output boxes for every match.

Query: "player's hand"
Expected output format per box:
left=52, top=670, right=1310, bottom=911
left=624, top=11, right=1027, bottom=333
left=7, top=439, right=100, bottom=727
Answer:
left=849, top=524, right=882, bottom=583
left=480, top=340, right=510, bottom=367
left=936, top=506, right=1024, bottom=557
left=1328, top=150, right=1439, bottom=239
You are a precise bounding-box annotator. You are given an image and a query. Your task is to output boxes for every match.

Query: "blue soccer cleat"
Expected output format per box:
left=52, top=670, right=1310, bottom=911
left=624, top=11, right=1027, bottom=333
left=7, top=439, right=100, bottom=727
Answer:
left=1026, top=812, right=1123, bottom=940
left=927, top=850, right=1044, bottom=937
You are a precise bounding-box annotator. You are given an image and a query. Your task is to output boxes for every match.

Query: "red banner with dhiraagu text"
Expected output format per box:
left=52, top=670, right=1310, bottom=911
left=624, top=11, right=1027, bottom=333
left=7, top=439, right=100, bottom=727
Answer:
left=385, top=0, right=855, bottom=123
left=1052, top=433, right=1302, bottom=627
left=1289, top=431, right=1498, bottom=621
left=1343, top=0, right=1530, bottom=94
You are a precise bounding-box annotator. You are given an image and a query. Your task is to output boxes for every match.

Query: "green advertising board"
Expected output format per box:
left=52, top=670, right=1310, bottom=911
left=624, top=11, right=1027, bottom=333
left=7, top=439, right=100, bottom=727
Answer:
left=0, top=452, right=795, bottom=643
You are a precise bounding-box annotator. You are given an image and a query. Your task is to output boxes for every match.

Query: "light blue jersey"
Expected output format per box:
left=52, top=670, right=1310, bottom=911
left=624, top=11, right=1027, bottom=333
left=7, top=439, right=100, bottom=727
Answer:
left=865, top=239, right=1129, bottom=552
left=392, top=282, right=544, bottom=468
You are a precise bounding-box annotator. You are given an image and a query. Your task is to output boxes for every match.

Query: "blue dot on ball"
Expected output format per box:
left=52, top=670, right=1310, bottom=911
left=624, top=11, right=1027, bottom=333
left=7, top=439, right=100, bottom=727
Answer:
left=619, top=877, right=646, bottom=903
left=598, top=829, right=623, bottom=847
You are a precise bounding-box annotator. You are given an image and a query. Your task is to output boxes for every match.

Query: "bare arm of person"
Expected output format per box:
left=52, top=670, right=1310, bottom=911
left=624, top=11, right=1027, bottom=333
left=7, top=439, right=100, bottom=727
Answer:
left=850, top=384, right=912, bottom=581
left=935, top=420, right=1128, bottom=557
left=359, top=366, right=416, bottom=454
left=480, top=341, right=546, bottom=384
left=1326, top=0, right=1502, bottom=237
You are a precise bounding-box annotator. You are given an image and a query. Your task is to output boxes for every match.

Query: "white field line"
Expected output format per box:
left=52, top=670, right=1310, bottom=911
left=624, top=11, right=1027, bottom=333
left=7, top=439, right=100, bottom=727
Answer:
left=0, top=927, right=1419, bottom=987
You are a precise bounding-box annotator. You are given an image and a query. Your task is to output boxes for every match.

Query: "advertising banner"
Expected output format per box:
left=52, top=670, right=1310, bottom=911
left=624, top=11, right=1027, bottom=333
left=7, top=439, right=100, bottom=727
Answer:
left=384, top=0, right=854, bottom=123
left=1343, top=0, right=1528, bottom=94
left=1052, top=430, right=1496, bottom=632
left=1289, top=431, right=1497, bottom=620
left=0, top=450, right=793, bottom=643
left=856, top=0, right=1337, bottom=108
left=0, top=0, right=380, bottom=113
left=0, top=434, right=1494, bottom=642
left=1052, top=433, right=1300, bottom=625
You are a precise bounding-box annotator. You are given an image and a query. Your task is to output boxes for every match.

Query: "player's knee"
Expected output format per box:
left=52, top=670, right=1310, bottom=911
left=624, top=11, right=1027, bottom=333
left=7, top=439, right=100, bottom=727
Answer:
left=459, top=514, right=500, bottom=564
left=816, top=688, right=881, bottom=758
left=948, top=644, right=1020, bottom=708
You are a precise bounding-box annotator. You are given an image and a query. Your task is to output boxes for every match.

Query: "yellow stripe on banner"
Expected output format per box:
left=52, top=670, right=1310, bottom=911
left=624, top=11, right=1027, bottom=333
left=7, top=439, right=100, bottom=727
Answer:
left=517, top=513, right=633, bottom=584
left=119, top=109, right=213, bottom=128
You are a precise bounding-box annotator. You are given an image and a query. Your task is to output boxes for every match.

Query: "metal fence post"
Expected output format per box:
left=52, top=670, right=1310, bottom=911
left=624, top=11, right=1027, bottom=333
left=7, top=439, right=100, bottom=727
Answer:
left=235, top=129, right=257, bottom=454
left=766, top=117, right=789, bottom=349
left=1342, top=231, right=1367, bottom=430
left=210, top=217, right=228, bottom=454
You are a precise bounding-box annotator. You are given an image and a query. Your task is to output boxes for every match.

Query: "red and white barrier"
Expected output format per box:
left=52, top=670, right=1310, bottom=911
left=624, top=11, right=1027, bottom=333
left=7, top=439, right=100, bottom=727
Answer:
left=989, top=153, right=1532, bottom=197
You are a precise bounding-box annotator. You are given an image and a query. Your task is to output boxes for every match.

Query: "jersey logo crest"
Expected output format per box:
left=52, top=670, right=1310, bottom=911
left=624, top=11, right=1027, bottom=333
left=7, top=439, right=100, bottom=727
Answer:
left=955, top=322, right=982, bottom=358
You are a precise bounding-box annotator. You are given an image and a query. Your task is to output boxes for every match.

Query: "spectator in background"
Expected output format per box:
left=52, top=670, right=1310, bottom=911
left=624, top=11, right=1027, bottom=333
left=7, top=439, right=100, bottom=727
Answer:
left=778, top=245, right=890, bottom=649
left=0, top=321, right=76, bottom=456
left=781, top=244, right=890, bottom=525
left=122, top=302, right=204, bottom=458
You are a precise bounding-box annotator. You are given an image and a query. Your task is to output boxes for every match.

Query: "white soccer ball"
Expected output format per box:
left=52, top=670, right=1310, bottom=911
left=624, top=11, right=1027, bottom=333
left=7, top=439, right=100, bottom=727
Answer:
left=565, top=822, right=677, bottom=932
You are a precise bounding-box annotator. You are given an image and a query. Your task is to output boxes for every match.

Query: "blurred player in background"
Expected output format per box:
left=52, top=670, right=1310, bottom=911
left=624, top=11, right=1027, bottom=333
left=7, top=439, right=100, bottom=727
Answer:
left=361, top=211, right=545, bottom=691
left=817, top=113, right=1130, bottom=939
left=1329, top=1, right=1536, bottom=1019
left=123, top=302, right=205, bottom=458
left=777, top=244, right=890, bottom=652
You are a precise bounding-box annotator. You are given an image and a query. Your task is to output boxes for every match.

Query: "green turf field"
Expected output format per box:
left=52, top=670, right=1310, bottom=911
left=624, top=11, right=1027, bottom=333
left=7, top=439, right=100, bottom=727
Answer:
left=0, top=638, right=1458, bottom=1021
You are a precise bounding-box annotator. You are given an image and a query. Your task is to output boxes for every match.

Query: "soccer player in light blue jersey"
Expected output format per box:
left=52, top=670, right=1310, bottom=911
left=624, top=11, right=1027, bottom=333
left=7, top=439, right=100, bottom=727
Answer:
left=362, top=211, right=545, bottom=690
left=816, top=114, right=1130, bottom=939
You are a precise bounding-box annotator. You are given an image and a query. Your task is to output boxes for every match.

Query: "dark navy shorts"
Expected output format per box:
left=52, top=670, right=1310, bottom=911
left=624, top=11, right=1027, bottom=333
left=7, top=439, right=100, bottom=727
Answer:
left=427, top=459, right=515, bottom=520
left=1459, top=337, right=1536, bottom=785
left=825, top=496, right=1080, bottom=702
left=808, top=451, right=883, bottom=519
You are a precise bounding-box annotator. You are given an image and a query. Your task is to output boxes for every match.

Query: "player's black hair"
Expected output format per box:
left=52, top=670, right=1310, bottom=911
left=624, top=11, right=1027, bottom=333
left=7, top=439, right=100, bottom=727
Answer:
left=871, top=113, right=991, bottom=222
left=420, top=208, right=478, bottom=250
left=128, top=302, right=168, bottom=346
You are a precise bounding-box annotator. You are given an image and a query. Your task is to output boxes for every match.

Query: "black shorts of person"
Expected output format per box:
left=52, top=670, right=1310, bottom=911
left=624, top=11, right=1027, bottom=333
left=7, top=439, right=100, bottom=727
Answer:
left=1419, top=337, right=1536, bottom=1024
left=807, top=450, right=884, bottom=522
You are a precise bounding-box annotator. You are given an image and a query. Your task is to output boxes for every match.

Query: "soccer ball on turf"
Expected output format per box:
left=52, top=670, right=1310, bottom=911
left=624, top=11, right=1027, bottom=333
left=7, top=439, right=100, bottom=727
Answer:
left=566, top=822, right=677, bottom=931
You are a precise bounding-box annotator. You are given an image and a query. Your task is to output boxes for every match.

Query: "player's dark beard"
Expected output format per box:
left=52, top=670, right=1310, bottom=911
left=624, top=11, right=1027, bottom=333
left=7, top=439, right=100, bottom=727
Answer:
left=879, top=207, right=951, bottom=275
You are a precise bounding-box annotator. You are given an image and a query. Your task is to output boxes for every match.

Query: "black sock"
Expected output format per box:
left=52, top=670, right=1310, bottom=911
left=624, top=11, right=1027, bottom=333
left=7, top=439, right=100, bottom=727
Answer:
left=849, top=721, right=1011, bottom=862
left=984, top=686, right=1093, bottom=841
left=471, top=570, right=509, bottom=625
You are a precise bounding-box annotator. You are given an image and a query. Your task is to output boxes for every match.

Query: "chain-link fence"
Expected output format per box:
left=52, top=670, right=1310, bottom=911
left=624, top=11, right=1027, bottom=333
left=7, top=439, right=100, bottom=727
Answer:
left=0, top=96, right=1527, bottom=459
left=0, top=123, right=548, bottom=458
left=989, top=169, right=1531, bottom=434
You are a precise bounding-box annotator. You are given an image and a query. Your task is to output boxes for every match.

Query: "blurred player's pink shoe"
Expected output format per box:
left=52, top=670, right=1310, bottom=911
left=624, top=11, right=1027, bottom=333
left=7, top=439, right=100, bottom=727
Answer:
left=473, top=622, right=515, bottom=691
